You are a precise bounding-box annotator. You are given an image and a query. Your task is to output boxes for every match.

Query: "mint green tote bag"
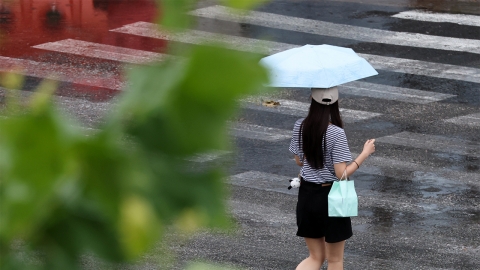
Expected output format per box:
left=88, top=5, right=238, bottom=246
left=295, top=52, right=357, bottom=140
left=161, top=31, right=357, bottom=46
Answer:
left=328, top=171, right=358, bottom=217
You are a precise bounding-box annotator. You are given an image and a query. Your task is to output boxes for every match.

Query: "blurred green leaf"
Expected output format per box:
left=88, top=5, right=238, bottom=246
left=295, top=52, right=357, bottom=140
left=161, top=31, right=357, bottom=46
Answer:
left=119, top=195, right=160, bottom=259
left=29, top=80, right=57, bottom=113
left=1, top=0, right=271, bottom=269
left=119, top=44, right=268, bottom=157
left=186, top=262, right=241, bottom=270
left=0, top=71, right=24, bottom=90
left=0, top=105, right=78, bottom=243
left=221, top=0, right=269, bottom=10
left=157, top=0, right=197, bottom=29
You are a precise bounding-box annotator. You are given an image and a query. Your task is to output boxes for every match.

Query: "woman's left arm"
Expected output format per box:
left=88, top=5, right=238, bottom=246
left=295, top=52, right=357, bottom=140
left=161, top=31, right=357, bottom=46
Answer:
left=334, top=162, right=354, bottom=179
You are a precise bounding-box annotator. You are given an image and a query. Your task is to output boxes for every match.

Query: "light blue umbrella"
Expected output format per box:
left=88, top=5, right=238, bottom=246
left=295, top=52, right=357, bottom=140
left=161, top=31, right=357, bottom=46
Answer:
left=260, top=44, right=378, bottom=88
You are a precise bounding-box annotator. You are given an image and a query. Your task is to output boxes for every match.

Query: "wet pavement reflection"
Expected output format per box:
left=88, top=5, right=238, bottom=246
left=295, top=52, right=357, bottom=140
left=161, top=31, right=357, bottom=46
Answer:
left=0, top=0, right=163, bottom=100
left=0, top=0, right=161, bottom=58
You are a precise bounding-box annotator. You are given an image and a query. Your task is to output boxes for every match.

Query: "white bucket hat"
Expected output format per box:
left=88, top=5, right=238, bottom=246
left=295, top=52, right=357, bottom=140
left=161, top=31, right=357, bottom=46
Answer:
left=311, top=87, right=338, bottom=105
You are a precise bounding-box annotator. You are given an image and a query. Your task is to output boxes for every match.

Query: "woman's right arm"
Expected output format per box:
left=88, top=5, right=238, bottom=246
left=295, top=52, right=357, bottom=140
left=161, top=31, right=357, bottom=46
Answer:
left=334, top=139, right=376, bottom=178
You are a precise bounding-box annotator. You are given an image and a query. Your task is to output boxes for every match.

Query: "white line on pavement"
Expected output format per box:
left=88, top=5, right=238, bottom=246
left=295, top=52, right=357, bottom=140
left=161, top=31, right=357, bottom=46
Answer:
left=0, top=56, right=125, bottom=91
left=191, top=5, right=480, bottom=54
left=341, top=81, right=456, bottom=104
left=230, top=171, right=297, bottom=195
left=352, top=152, right=480, bottom=187
left=33, top=39, right=165, bottom=64
left=110, top=22, right=480, bottom=84
left=376, top=131, right=480, bottom=158
left=444, top=112, right=480, bottom=127
left=392, top=10, right=480, bottom=27
left=231, top=122, right=292, bottom=142
left=186, top=150, right=232, bottom=162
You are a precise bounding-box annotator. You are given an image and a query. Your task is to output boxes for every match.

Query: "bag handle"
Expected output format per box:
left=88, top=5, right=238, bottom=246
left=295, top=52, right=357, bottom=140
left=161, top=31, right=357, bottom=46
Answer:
left=339, top=169, right=348, bottom=181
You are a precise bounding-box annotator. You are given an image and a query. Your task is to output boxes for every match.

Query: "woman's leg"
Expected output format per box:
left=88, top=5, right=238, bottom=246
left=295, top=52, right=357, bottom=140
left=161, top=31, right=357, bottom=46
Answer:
left=296, top=237, right=326, bottom=270
left=325, top=240, right=346, bottom=270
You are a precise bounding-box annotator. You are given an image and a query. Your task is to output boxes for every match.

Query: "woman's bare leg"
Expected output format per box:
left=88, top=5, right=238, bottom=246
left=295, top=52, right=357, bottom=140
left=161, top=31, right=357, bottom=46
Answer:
left=296, top=237, right=326, bottom=270
left=325, top=240, right=346, bottom=270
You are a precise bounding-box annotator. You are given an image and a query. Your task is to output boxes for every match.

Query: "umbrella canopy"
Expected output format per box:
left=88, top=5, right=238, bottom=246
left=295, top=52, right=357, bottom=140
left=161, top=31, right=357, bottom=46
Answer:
left=260, top=44, right=378, bottom=88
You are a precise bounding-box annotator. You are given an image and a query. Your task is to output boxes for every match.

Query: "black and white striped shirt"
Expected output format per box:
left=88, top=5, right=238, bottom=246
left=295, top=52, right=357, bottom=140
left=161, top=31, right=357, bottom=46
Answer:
left=289, top=118, right=352, bottom=184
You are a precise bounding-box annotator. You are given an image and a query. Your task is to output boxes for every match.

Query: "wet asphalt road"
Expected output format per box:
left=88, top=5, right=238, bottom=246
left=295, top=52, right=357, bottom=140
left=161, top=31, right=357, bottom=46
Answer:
left=169, top=1, right=480, bottom=269
left=1, top=0, right=479, bottom=269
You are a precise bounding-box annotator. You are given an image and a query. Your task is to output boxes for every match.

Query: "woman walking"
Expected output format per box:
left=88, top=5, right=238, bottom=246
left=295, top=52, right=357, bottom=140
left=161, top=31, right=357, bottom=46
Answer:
left=289, top=87, right=376, bottom=270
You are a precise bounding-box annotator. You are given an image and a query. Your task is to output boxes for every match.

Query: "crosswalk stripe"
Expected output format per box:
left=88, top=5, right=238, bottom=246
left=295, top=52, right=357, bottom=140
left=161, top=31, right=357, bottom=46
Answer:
left=444, top=113, right=480, bottom=127
left=353, top=152, right=479, bottom=187
left=376, top=131, right=480, bottom=158
left=361, top=54, right=480, bottom=84
left=341, top=81, right=456, bottom=104
left=242, top=98, right=382, bottom=122
left=110, top=22, right=480, bottom=84
left=111, top=21, right=281, bottom=54
left=0, top=87, right=112, bottom=132
left=0, top=56, right=124, bottom=91
left=230, top=171, right=297, bottom=195
left=392, top=10, right=480, bottom=27
left=191, top=5, right=480, bottom=54
left=33, top=39, right=165, bottom=64
left=231, top=122, right=292, bottom=142
left=186, top=150, right=231, bottom=162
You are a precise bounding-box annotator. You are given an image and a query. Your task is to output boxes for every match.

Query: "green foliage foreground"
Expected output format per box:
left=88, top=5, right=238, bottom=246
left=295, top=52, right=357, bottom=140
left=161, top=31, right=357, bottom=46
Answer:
left=0, top=0, right=269, bottom=269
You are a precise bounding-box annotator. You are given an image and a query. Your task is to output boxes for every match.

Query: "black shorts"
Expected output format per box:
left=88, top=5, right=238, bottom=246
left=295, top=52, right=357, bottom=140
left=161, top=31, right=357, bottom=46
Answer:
left=296, top=179, right=353, bottom=243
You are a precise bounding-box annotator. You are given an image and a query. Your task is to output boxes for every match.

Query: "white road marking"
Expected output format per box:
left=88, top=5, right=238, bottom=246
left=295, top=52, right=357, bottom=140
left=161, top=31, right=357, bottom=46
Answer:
left=352, top=152, right=480, bottom=187
left=111, top=21, right=276, bottom=54
left=186, top=150, right=232, bottom=162
left=242, top=98, right=382, bottom=122
left=392, top=10, right=480, bottom=27
left=231, top=122, right=292, bottom=142
left=444, top=113, right=480, bottom=127
left=33, top=39, right=165, bottom=64
left=376, top=131, right=480, bottom=158
left=229, top=171, right=297, bottom=195
left=0, top=56, right=125, bottom=91
left=191, top=5, right=480, bottom=54
left=341, top=81, right=456, bottom=104
left=0, top=87, right=113, bottom=133
left=111, top=22, right=480, bottom=84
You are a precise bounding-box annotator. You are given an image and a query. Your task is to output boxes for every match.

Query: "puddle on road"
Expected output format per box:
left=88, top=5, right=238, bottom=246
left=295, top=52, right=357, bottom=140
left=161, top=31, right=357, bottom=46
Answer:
left=356, top=168, right=479, bottom=233
left=356, top=165, right=471, bottom=199
left=411, top=171, right=469, bottom=197
left=433, top=152, right=480, bottom=173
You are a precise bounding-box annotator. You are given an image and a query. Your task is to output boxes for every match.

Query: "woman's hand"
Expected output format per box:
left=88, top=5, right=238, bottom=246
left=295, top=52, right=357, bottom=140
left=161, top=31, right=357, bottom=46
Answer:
left=362, top=139, right=376, bottom=156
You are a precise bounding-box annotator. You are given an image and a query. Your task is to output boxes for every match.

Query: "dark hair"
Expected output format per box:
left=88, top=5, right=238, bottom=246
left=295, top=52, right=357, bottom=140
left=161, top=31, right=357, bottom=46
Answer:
left=300, top=99, right=343, bottom=169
